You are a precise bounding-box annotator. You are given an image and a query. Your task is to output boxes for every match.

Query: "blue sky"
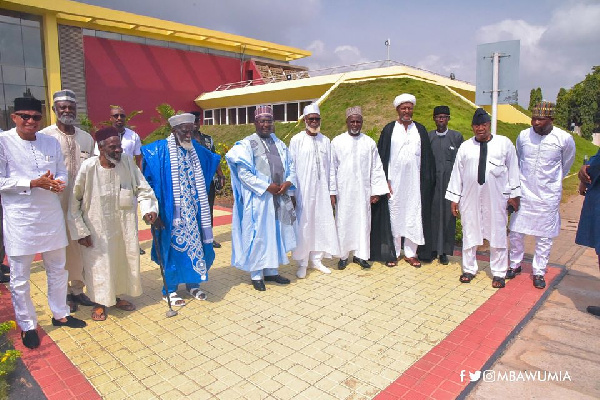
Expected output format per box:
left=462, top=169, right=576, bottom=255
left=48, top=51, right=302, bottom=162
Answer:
left=75, top=0, right=599, bottom=106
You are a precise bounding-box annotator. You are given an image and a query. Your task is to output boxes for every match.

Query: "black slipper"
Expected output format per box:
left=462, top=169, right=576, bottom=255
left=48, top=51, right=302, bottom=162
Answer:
left=21, top=329, right=40, bottom=349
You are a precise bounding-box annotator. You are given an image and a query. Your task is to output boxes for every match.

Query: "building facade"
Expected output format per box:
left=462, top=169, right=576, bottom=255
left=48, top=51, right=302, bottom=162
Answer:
left=0, top=0, right=310, bottom=136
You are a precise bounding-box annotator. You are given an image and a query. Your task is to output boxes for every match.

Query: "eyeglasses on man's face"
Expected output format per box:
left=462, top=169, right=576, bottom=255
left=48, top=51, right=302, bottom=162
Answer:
left=15, top=113, right=42, bottom=121
left=111, top=113, right=126, bottom=119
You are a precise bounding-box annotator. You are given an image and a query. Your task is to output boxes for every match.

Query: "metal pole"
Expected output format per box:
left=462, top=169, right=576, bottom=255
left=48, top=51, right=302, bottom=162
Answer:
left=385, top=39, right=390, bottom=66
left=491, top=52, right=499, bottom=135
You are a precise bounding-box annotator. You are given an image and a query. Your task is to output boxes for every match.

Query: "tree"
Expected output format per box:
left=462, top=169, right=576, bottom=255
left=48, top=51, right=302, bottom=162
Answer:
left=528, top=87, right=543, bottom=112
left=143, top=103, right=182, bottom=144
left=554, top=88, right=569, bottom=130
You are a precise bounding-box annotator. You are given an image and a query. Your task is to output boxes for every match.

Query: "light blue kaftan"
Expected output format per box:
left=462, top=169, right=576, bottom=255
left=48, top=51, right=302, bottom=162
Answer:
left=226, top=133, right=297, bottom=272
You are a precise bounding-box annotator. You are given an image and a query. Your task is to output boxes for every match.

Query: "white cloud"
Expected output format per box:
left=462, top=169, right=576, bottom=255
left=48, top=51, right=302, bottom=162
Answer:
left=476, top=1, right=600, bottom=102
left=300, top=40, right=371, bottom=71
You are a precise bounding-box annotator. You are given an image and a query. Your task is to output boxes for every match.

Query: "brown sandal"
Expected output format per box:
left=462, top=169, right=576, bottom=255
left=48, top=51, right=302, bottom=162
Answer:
left=115, top=298, right=136, bottom=311
left=403, top=257, right=421, bottom=268
left=91, top=305, right=107, bottom=321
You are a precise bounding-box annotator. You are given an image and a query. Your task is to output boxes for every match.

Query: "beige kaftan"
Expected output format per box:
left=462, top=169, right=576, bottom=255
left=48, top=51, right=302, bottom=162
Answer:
left=68, top=156, right=158, bottom=307
left=41, top=125, right=94, bottom=284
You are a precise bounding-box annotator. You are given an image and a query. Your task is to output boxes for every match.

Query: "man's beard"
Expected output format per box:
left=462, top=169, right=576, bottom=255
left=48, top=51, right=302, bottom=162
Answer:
left=106, top=154, right=120, bottom=164
left=57, top=114, right=76, bottom=125
left=180, top=141, right=193, bottom=150
left=349, top=128, right=361, bottom=135
left=305, top=123, right=320, bottom=134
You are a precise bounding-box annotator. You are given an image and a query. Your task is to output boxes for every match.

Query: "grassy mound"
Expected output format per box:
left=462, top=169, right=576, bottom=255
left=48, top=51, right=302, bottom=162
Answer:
left=199, top=77, right=596, bottom=196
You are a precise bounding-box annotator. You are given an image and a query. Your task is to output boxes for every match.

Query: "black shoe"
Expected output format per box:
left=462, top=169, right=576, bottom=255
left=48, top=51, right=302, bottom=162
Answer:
left=533, top=275, right=546, bottom=289
left=264, top=275, right=291, bottom=284
left=66, top=294, right=78, bottom=313
left=0, top=272, right=9, bottom=283
left=353, top=257, right=371, bottom=269
left=0, top=264, right=9, bottom=274
left=506, top=266, right=522, bottom=279
left=213, top=241, right=222, bottom=248
left=587, top=306, right=600, bottom=316
left=21, top=330, right=40, bottom=349
left=338, top=259, right=348, bottom=270
left=139, top=248, right=146, bottom=255
left=51, top=316, right=87, bottom=328
left=252, top=279, right=266, bottom=291
left=71, top=293, right=96, bottom=306
left=439, top=254, right=449, bottom=265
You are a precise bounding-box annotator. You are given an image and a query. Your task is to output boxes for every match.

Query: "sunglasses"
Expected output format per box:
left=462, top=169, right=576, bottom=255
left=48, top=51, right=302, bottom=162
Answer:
left=111, top=113, right=126, bottom=119
left=15, top=113, right=42, bottom=121
left=307, top=117, right=321, bottom=122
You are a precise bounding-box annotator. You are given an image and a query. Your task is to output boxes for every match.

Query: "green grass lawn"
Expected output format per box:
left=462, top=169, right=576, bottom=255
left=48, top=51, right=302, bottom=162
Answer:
left=199, top=77, right=596, bottom=199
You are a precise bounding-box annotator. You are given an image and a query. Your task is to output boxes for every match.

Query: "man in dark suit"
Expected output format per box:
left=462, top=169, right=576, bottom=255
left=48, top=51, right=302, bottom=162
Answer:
left=428, top=106, right=464, bottom=265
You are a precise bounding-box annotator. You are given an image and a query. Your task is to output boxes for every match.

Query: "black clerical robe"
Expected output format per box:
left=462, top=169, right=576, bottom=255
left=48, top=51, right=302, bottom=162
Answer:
left=428, top=129, right=464, bottom=256
left=370, top=121, right=436, bottom=262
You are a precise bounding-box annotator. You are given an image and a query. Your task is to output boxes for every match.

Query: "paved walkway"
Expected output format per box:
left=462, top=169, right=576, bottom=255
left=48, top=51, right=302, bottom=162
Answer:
left=466, top=195, right=600, bottom=399
left=1, top=198, right=598, bottom=399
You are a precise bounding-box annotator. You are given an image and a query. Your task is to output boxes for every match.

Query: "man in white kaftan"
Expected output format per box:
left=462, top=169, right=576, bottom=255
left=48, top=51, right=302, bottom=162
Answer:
left=1, top=97, right=86, bottom=350
left=289, top=103, right=339, bottom=278
left=41, top=90, right=96, bottom=311
left=70, top=127, right=158, bottom=321
left=445, top=108, right=521, bottom=288
left=330, top=106, right=388, bottom=269
left=372, top=94, right=437, bottom=268
left=226, top=106, right=296, bottom=291
left=507, top=101, right=575, bottom=289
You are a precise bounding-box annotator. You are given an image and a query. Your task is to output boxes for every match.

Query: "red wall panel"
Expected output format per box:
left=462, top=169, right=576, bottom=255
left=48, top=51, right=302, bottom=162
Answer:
left=83, top=37, right=243, bottom=138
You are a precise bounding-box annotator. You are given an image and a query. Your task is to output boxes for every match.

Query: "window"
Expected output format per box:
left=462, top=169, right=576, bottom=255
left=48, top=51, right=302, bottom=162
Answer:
left=0, top=11, right=46, bottom=130
left=203, top=109, right=213, bottom=125
left=286, top=103, right=298, bottom=121
left=273, top=104, right=284, bottom=121
left=237, top=108, right=247, bottom=124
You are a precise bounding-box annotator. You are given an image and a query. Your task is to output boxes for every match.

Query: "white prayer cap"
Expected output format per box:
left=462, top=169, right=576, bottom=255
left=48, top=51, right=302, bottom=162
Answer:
left=393, top=93, right=416, bottom=108
left=53, top=89, right=76, bottom=103
left=168, top=113, right=195, bottom=127
left=303, top=103, right=320, bottom=116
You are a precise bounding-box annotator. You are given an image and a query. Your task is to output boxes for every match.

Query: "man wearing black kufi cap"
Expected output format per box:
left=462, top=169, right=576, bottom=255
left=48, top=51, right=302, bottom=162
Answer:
left=69, top=126, right=158, bottom=321
left=445, top=108, right=521, bottom=289
left=428, top=106, right=464, bottom=265
left=0, top=97, right=87, bottom=349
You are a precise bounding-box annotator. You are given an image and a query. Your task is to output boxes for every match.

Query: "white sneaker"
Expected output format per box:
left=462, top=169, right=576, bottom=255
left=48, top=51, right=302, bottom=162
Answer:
left=311, top=261, right=331, bottom=274
left=296, top=265, right=308, bottom=279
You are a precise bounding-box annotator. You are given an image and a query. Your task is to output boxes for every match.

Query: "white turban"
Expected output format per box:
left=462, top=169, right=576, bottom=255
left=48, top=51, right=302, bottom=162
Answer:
left=393, top=93, right=416, bottom=108
left=168, top=113, right=195, bottom=127
left=303, top=103, right=320, bottom=116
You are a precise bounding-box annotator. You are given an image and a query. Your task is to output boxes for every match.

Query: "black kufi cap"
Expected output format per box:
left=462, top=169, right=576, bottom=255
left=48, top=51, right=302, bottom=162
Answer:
left=472, top=108, right=491, bottom=125
left=433, top=105, right=450, bottom=116
left=14, top=97, right=42, bottom=113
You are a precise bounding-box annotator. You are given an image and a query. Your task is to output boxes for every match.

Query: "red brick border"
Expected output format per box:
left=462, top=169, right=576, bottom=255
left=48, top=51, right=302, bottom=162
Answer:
left=374, top=257, right=562, bottom=400
left=0, top=284, right=100, bottom=400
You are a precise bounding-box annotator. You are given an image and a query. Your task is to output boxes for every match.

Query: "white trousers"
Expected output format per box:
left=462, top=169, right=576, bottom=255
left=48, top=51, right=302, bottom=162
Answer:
left=8, top=247, right=69, bottom=331
left=298, top=251, right=323, bottom=267
left=509, top=231, right=553, bottom=276
left=394, top=237, right=418, bottom=259
left=462, top=246, right=508, bottom=278
left=250, top=268, right=279, bottom=281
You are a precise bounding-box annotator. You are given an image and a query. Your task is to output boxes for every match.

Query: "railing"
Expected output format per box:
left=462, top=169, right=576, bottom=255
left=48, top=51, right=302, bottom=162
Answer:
left=213, top=60, right=469, bottom=92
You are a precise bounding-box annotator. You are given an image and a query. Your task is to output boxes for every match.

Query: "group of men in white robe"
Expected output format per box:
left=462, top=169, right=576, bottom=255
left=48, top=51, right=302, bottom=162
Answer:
left=446, top=104, right=575, bottom=289
left=227, top=104, right=389, bottom=290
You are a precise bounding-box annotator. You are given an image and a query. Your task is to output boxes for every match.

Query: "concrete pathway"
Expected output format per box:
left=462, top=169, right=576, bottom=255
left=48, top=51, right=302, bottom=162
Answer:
left=1, top=197, right=598, bottom=399
left=466, top=195, right=600, bottom=399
